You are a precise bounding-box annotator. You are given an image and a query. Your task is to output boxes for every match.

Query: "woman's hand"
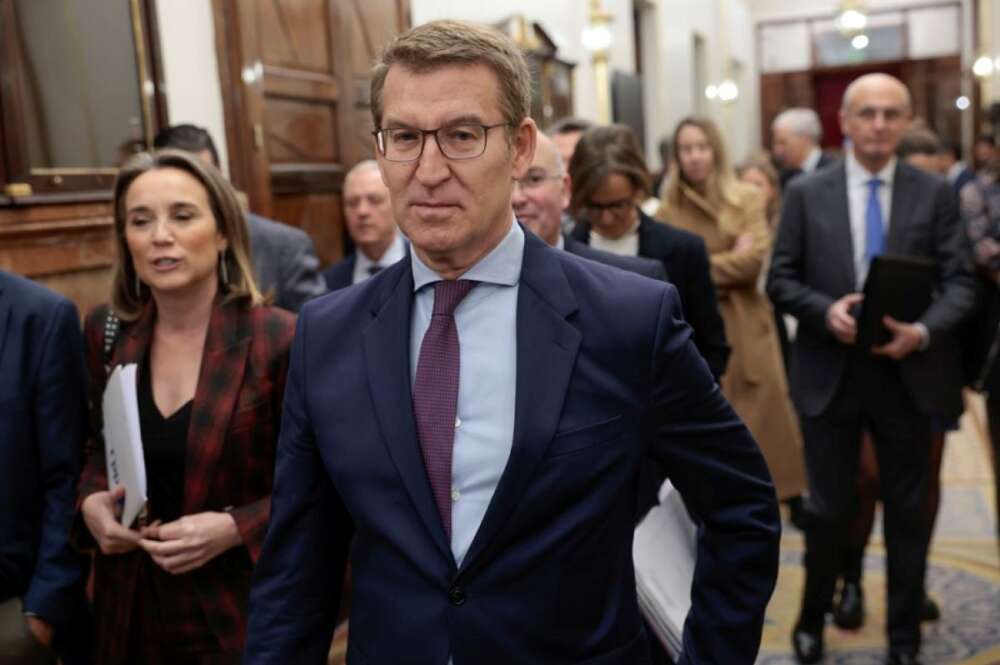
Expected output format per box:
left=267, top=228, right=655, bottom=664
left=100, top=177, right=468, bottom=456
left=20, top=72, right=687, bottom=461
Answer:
left=81, top=485, right=141, bottom=555
left=139, top=511, right=242, bottom=575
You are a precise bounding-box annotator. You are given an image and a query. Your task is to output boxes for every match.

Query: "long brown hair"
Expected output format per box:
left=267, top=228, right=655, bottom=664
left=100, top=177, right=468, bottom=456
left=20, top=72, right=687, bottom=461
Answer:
left=567, top=124, right=651, bottom=217
left=735, top=153, right=782, bottom=230
left=666, top=116, right=741, bottom=211
left=110, top=149, right=263, bottom=320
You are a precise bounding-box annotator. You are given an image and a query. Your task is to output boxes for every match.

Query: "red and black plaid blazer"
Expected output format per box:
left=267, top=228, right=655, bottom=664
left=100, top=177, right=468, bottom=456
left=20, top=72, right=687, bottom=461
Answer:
left=73, top=298, right=295, bottom=663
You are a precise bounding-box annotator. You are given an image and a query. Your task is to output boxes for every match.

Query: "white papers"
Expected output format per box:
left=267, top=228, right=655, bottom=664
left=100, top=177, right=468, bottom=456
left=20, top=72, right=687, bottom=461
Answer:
left=633, top=480, right=698, bottom=661
left=102, top=364, right=147, bottom=527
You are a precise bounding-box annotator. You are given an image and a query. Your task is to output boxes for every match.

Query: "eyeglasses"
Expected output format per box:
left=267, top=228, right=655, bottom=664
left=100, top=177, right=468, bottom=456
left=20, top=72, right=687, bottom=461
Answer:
left=581, top=198, right=635, bottom=219
left=373, top=123, right=510, bottom=162
left=514, top=171, right=563, bottom=190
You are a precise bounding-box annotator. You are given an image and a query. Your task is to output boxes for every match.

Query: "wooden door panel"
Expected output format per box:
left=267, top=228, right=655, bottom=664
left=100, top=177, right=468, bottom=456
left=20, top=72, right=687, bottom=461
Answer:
left=255, top=0, right=333, bottom=73
left=263, top=97, right=340, bottom=163
left=220, top=0, right=408, bottom=264
left=271, top=191, right=344, bottom=268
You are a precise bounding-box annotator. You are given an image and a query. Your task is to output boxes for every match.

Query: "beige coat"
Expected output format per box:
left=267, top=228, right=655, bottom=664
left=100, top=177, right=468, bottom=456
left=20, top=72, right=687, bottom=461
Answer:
left=658, top=182, right=806, bottom=499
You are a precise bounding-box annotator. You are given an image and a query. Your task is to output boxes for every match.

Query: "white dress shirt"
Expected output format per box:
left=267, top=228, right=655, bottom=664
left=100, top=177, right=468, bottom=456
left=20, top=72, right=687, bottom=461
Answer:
left=353, top=233, right=406, bottom=284
left=845, top=151, right=895, bottom=289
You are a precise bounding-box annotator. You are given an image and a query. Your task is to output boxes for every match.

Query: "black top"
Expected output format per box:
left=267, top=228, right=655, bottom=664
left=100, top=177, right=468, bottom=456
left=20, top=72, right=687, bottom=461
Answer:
left=138, top=355, right=191, bottom=523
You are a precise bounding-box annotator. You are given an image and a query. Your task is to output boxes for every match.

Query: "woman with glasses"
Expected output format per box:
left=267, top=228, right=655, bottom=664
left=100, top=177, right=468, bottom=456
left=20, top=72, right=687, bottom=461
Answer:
left=658, top=117, right=806, bottom=505
left=567, top=124, right=730, bottom=380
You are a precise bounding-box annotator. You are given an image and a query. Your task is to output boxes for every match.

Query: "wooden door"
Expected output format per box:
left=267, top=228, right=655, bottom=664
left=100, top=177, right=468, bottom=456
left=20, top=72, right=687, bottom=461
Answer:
left=213, top=0, right=409, bottom=267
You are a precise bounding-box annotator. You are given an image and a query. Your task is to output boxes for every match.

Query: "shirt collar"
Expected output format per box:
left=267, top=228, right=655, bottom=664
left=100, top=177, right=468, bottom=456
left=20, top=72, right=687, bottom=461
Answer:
left=802, top=147, right=822, bottom=173
left=555, top=233, right=565, bottom=251
left=846, top=150, right=896, bottom=187
left=411, top=216, right=523, bottom=292
left=357, top=232, right=405, bottom=271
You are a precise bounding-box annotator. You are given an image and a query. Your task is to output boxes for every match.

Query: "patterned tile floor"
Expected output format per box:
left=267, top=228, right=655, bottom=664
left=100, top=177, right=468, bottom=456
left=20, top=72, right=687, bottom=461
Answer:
left=758, top=394, right=1000, bottom=665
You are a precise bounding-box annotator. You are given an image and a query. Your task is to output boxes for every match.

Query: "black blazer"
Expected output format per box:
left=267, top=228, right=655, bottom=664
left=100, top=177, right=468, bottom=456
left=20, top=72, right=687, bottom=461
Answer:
left=768, top=160, right=978, bottom=419
left=323, top=255, right=356, bottom=292
left=571, top=210, right=730, bottom=379
left=563, top=235, right=667, bottom=281
left=0, top=271, right=90, bottom=661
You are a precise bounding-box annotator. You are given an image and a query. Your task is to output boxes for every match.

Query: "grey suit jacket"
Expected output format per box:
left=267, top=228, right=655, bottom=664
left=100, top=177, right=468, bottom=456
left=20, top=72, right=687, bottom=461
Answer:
left=563, top=235, right=668, bottom=282
left=767, top=160, right=977, bottom=419
left=247, top=213, right=327, bottom=312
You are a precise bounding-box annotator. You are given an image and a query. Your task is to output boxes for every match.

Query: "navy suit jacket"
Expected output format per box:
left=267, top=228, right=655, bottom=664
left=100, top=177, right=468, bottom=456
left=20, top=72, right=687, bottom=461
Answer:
left=0, top=272, right=89, bottom=648
left=322, top=255, right=355, bottom=292
left=246, top=231, right=780, bottom=665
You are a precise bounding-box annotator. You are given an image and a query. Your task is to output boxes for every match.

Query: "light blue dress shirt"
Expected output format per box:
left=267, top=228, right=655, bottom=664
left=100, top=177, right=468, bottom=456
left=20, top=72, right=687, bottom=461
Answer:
left=409, top=220, right=522, bottom=567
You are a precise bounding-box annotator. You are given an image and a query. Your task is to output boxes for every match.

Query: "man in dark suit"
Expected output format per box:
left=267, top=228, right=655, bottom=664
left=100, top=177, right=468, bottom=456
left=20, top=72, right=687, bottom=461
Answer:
left=771, top=108, right=834, bottom=191
left=768, top=73, right=977, bottom=665
left=245, top=20, right=780, bottom=665
left=323, top=160, right=406, bottom=291
left=0, top=272, right=90, bottom=664
left=513, top=132, right=666, bottom=281
left=153, top=125, right=327, bottom=311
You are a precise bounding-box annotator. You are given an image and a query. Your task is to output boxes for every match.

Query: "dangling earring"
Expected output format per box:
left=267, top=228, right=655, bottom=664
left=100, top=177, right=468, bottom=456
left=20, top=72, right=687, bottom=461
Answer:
left=134, top=272, right=142, bottom=297
left=219, top=250, right=230, bottom=286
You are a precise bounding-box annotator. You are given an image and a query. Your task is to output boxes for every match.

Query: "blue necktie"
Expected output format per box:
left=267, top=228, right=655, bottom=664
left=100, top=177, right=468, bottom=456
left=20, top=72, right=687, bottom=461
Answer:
left=864, top=178, right=884, bottom=266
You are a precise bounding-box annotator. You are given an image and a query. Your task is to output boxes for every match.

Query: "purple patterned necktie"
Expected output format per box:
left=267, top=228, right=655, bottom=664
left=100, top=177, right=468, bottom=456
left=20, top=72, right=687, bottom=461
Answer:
left=413, top=279, right=477, bottom=538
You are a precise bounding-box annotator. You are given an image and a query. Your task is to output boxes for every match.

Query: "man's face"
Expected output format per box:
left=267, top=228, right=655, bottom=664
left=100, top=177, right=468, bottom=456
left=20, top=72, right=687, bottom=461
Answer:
left=511, top=134, right=568, bottom=247
left=839, top=79, right=911, bottom=167
left=343, top=167, right=395, bottom=258
left=376, top=63, right=535, bottom=271
left=551, top=131, right=583, bottom=171
left=975, top=141, right=996, bottom=169
left=771, top=124, right=812, bottom=170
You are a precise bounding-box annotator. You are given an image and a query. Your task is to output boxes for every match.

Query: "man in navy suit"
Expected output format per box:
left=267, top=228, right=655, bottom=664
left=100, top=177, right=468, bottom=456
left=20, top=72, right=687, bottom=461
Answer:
left=0, top=272, right=89, bottom=664
left=246, top=20, right=780, bottom=665
left=323, top=160, right=406, bottom=291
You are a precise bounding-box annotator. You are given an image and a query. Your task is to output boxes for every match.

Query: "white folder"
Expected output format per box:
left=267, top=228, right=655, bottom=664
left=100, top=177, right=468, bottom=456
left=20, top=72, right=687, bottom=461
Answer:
left=633, top=479, right=698, bottom=661
left=102, top=364, right=147, bottom=527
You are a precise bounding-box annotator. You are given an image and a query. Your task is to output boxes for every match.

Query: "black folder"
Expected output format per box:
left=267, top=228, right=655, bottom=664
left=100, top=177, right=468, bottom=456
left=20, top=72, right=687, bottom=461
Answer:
left=856, top=255, right=935, bottom=349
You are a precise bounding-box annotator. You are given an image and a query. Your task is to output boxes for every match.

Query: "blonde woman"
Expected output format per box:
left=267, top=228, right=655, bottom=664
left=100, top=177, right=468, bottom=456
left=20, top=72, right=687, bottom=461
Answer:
left=658, top=117, right=806, bottom=502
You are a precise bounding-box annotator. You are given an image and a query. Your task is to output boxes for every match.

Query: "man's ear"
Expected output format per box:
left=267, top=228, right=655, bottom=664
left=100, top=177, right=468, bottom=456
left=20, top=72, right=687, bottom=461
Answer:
left=511, top=118, right=538, bottom=179
left=559, top=174, right=571, bottom=210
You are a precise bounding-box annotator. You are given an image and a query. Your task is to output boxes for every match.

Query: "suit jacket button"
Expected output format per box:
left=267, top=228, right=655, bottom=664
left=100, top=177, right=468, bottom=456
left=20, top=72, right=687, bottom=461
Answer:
left=448, top=585, right=466, bottom=606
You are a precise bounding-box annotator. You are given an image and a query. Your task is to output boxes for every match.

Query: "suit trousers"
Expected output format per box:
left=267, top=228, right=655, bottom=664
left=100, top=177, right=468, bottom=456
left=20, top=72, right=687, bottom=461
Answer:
left=0, top=597, right=55, bottom=665
left=798, top=352, right=931, bottom=654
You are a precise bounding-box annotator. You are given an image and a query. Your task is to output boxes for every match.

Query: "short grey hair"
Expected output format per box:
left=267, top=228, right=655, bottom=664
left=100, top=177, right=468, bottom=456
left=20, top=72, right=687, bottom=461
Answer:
left=344, top=159, right=380, bottom=187
left=772, top=108, right=823, bottom=143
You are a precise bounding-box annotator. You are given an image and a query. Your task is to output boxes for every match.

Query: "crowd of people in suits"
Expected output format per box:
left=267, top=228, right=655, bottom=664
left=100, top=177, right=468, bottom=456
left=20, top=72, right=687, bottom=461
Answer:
left=2, top=17, right=999, bottom=665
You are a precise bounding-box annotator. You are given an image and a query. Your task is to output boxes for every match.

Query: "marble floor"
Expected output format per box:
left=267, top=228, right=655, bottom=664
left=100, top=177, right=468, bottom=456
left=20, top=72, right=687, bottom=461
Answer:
left=758, top=394, right=1000, bottom=665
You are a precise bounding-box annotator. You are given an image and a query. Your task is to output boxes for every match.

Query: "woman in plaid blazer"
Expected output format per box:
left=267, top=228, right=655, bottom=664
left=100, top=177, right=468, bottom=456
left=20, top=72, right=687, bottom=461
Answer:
left=72, top=149, right=296, bottom=664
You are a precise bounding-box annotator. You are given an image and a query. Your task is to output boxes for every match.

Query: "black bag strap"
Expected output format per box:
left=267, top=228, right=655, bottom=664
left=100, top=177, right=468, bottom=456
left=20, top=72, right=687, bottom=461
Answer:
left=102, top=308, right=121, bottom=377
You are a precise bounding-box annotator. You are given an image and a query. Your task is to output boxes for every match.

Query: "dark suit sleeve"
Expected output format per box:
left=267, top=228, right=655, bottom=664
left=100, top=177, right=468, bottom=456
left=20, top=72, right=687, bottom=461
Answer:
left=681, top=236, right=730, bottom=379
left=648, top=286, right=781, bottom=665
left=767, top=181, right=836, bottom=335
left=245, top=309, right=352, bottom=664
left=275, top=230, right=327, bottom=312
left=23, top=298, right=88, bottom=627
left=919, top=179, right=978, bottom=337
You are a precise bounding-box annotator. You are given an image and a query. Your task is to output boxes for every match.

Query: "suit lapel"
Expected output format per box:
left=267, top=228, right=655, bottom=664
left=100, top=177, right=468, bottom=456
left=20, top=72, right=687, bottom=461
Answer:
left=461, top=234, right=581, bottom=572
left=887, top=164, right=917, bottom=253
left=184, top=300, right=250, bottom=514
left=362, top=259, right=453, bottom=561
left=828, top=166, right=857, bottom=291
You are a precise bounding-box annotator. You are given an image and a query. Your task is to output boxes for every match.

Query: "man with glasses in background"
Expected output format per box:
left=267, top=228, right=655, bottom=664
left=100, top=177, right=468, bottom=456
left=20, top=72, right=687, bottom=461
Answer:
left=246, top=20, right=779, bottom=665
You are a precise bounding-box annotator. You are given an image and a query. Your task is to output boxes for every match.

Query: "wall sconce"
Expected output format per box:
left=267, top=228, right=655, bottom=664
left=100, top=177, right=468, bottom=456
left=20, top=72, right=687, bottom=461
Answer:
left=705, top=79, right=739, bottom=104
left=973, top=55, right=995, bottom=78
left=583, top=0, right=614, bottom=123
